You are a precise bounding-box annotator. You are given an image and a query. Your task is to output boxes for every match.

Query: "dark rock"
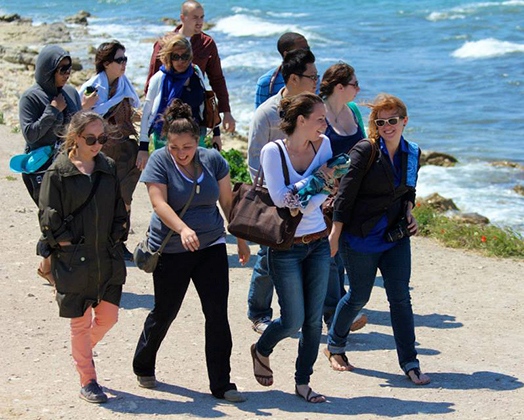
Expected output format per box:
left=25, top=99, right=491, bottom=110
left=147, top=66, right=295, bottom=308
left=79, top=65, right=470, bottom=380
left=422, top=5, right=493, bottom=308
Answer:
left=452, top=212, right=490, bottom=225
left=419, top=193, right=459, bottom=212
left=161, top=17, right=179, bottom=26
left=420, top=151, right=458, bottom=167
left=491, top=161, right=524, bottom=170
left=0, top=14, right=21, bottom=22
left=514, top=185, right=524, bottom=196
left=65, top=11, right=91, bottom=25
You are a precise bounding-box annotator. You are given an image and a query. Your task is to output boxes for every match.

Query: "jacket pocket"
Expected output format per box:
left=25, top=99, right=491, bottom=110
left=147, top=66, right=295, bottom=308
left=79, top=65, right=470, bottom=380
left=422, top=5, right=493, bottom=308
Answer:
left=52, top=243, right=89, bottom=294
left=108, top=243, right=126, bottom=285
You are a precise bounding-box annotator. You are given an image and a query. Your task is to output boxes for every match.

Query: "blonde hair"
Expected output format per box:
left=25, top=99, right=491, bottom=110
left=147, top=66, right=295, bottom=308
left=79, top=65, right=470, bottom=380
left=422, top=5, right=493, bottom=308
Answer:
left=366, top=93, right=408, bottom=144
left=158, top=33, right=193, bottom=71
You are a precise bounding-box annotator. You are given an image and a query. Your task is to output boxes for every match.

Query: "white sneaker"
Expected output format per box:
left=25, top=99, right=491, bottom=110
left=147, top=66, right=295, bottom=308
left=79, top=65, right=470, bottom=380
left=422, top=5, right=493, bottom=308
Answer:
left=252, top=316, right=271, bottom=334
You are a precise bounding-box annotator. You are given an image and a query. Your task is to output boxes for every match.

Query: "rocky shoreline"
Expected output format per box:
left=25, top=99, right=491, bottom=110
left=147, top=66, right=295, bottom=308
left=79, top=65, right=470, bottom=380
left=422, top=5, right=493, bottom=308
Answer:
left=1, top=14, right=522, bottom=228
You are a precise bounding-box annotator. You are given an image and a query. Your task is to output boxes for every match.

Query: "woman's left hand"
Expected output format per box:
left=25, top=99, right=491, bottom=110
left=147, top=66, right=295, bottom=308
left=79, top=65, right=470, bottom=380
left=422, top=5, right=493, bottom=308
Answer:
left=406, top=209, right=418, bottom=236
left=81, top=92, right=99, bottom=110
left=181, top=227, right=200, bottom=252
left=237, top=239, right=251, bottom=265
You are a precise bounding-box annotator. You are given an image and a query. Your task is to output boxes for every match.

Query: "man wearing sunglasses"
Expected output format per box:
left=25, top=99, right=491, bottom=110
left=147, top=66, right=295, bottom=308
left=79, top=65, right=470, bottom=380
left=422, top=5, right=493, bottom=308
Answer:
left=144, top=0, right=236, bottom=133
left=246, top=48, right=318, bottom=334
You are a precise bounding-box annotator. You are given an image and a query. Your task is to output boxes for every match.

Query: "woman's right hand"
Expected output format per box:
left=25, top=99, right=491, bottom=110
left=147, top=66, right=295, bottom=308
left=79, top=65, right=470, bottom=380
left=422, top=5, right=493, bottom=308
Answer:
left=81, top=92, right=99, bottom=110
left=180, top=227, right=200, bottom=252
left=51, top=94, right=67, bottom=112
left=136, top=150, right=149, bottom=171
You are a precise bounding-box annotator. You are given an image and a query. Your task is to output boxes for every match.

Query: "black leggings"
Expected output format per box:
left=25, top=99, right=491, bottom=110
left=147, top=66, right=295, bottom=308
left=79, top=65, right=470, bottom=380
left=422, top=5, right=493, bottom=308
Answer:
left=132, top=243, right=236, bottom=398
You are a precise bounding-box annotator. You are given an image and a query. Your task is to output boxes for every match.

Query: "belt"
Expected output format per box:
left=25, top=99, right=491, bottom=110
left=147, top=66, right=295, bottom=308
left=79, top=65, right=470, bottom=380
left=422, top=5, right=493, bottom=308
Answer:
left=294, top=228, right=329, bottom=244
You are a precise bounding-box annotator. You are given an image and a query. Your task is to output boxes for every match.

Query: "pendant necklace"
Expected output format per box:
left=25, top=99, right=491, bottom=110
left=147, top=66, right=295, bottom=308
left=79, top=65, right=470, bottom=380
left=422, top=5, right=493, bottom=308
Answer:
left=179, top=162, right=200, bottom=194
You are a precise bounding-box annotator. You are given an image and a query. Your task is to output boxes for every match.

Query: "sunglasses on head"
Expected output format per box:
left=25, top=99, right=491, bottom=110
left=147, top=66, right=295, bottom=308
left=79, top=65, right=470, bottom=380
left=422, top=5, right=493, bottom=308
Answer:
left=57, top=64, right=72, bottom=75
left=113, top=56, right=128, bottom=64
left=374, top=116, right=404, bottom=127
left=171, top=52, right=191, bottom=62
left=81, top=134, right=109, bottom=146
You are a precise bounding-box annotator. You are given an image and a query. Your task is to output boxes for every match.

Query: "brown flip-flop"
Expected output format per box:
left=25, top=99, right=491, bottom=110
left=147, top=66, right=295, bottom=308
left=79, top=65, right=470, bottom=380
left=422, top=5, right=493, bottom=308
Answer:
left=250, top=343, right=273, bottom=386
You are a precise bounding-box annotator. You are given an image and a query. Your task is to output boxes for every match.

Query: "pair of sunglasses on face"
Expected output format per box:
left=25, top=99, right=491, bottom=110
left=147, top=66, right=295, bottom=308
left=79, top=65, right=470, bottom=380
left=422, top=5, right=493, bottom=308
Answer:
left=113, top=56, right=128, bottom=64
left=374, top=116, right=405, bottom=127
left=57, top=63, right=72, bottom=75
left=81, top=134, right=109, bottom=145
left=170, top=52, right=191, bottom=62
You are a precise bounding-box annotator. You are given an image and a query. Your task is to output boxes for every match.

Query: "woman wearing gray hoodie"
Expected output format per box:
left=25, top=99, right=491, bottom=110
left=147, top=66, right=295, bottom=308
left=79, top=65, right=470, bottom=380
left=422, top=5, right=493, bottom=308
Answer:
left=18, top=45, right=82, bottom=285
left=19, top=45, right=82, bottom=203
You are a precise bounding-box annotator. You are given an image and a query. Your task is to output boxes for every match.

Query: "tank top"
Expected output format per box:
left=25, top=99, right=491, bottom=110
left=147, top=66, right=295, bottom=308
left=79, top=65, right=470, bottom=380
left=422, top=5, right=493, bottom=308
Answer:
left=325, top=108, right=365, bottom=156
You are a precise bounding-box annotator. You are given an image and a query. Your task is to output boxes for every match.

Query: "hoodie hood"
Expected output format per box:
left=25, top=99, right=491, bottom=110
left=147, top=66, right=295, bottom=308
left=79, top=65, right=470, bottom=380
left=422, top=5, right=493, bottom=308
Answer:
left=34, top=45, right=71, bottom=96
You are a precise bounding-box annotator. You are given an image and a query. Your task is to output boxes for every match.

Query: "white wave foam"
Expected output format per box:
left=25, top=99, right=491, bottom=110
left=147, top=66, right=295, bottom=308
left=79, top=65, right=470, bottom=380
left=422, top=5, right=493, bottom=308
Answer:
left=452, top=38, right=524, bottom=59
left=212, top=14, right=302, bottom=37
left=427, top=1, right=524, bottom=21
left=267, top=11, right=309, bottom=18
left=221, top=52, right=281, bottom=70
left=418, top=162, right=524, bottom=234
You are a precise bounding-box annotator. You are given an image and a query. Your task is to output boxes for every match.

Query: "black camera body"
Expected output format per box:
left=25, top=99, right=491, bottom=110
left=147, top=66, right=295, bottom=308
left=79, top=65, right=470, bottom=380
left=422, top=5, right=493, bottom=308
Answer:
left=85, top=85, right=97, bottom=95
left=385, top=216, right=412, bottom=243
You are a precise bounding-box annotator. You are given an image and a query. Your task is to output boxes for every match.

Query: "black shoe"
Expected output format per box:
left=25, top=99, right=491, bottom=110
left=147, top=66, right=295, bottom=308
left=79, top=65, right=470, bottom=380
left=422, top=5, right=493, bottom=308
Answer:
left=123, top=244, right=134, bottom=262
left=79, top=380, right=108, bottom=403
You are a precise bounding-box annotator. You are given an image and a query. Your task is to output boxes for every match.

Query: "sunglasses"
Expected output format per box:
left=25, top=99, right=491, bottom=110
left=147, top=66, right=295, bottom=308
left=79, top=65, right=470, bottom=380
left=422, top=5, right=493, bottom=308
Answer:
left=171, top=53, right=191, bottom=62
left=347, top=80, right=359, bottom=88
left=297, top=73, right=320, bottom=82
left=81, top=134, right=109, bottom=145
left=57, top=64, right=72, bottom=75
left=374, top=116, right=404, bottom=127
left=113, top=56, right=128, bottom=64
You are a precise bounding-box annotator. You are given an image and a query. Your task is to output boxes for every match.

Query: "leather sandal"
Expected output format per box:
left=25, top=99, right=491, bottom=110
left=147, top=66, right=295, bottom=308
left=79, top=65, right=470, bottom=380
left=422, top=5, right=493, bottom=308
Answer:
left=323, top=348, right=355, bottom=371
left=250, top=343, right=273, bottom=386
left=406, top=367, right=431, bottom=385
left=295, top=385, right=326, bottom=403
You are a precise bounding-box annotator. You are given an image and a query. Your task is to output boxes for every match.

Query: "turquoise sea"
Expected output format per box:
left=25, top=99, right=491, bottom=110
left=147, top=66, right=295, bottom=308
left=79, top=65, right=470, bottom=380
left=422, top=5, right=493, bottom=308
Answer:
left=2, top=0, right=524, bottom=234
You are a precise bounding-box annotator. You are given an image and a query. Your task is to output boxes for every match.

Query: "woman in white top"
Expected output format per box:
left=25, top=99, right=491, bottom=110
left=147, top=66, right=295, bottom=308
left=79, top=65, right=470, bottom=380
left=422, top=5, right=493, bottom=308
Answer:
left=250, top=92, right=335, bottom=403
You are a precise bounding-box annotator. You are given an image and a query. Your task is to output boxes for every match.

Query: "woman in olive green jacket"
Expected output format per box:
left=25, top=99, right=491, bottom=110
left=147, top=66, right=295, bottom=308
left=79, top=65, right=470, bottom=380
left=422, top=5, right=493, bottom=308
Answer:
left=38, top=111, right=128, bottom=403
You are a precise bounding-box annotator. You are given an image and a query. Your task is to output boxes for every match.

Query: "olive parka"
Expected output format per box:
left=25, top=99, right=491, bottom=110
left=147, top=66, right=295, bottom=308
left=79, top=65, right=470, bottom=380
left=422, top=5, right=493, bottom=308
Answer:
left=38, top=151, right=128, bottom=318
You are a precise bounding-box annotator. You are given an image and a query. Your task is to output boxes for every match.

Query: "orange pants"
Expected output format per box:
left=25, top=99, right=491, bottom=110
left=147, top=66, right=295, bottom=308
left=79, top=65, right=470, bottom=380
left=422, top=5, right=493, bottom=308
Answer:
left=70, top=301, right=119, bottom=386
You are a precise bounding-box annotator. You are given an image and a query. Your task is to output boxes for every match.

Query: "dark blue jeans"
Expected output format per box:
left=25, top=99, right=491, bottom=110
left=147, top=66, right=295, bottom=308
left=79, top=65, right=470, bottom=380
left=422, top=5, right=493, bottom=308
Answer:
left=256, top=238, right=331, bottom=385
left=327, top=237, right=420, bottom=373
left=133, top=244, right=237, bottom=398
left=247, top=245, right=273, bottom=322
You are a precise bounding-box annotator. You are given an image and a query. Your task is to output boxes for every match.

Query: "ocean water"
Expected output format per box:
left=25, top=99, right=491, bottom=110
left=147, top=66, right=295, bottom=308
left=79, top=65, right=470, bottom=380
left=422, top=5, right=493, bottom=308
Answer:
left=2, top=0, right=524, bottom=234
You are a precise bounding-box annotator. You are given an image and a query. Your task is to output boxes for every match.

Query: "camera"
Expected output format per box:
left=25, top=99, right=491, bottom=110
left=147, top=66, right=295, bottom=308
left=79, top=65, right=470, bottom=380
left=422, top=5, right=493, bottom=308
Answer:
left=385, top=216, right=412, bottom=243
left=85, top=85, right=97, bottom=95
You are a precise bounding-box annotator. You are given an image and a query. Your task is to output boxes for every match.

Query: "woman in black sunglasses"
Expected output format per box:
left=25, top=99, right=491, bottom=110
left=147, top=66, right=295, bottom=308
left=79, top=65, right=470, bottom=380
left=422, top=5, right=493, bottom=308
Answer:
left=79, top=40, right=142, bottom=260
left=38, top=110, right=128, bottom=403
left=138, top=33, right=221, bottom=172
left=18, top=45, right=83, bottom=286
left=324, top=93, right=431, bottom=385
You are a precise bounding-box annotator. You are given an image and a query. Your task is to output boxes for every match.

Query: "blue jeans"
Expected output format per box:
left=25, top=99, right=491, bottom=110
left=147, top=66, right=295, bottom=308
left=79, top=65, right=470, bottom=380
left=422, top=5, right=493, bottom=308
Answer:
left=327, top=237, right=420, bottom=373
left=247, top=245, right=273, bottom=322
left=323, top=251, right=346, bottom=327
left=256, top=238, right=331, bottom=385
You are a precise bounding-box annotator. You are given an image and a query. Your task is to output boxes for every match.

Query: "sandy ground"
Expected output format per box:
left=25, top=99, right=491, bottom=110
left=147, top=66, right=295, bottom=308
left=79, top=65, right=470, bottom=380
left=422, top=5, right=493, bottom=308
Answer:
left=1, top=124, right=524, bottom=420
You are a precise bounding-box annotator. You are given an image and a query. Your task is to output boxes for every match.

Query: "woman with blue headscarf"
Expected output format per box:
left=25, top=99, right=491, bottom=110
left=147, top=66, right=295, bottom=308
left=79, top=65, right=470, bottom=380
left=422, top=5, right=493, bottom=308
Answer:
left=137, top=33, right=220, bottom=171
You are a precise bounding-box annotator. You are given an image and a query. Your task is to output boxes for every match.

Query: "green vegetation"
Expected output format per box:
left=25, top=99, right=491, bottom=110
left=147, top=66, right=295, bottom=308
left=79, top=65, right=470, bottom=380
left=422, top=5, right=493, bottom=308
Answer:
left=5, top=175, right=17, bottom=181
left=220, top=148, right=251, bottom=185
left=413, top=202, right=524, bottom=259
left=0, top=112, right=4, bottom=125
left=11, top=125, right=20, bottom=134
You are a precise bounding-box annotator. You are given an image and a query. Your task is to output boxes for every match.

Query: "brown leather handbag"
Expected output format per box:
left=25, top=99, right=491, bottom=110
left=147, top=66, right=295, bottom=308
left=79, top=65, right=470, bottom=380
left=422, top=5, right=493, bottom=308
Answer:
left=228, top=143, right=302, bottom=250
left=203, top=90, right=221, bottom=128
